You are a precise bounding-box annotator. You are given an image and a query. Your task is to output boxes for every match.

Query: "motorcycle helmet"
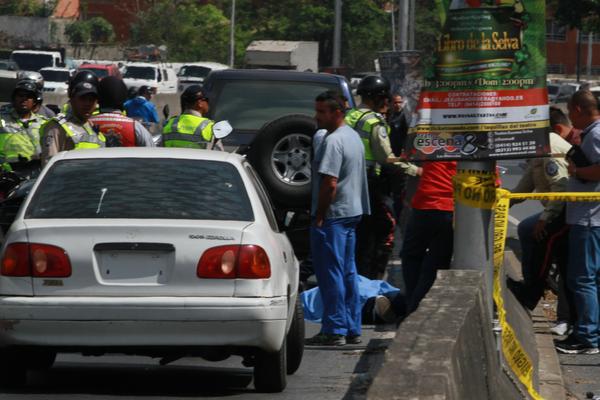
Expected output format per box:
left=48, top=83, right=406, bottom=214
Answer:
left=180, top=84, right=206, bottom=110
left=97, top=76, right=128, bottom=110
left=11, top=79, right=40, bottom=101
left=68, top=70, right=99, bottom=97
left=16, top=71, right=44, bottom=104
left=357, top=75, right=390, bottom=99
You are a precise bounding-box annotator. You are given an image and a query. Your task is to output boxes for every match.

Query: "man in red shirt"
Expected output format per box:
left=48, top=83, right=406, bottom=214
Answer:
left=401, top=160, right=457, bottom=313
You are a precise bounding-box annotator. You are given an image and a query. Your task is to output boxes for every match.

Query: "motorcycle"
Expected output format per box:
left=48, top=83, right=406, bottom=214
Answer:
left=0, top=159, right=40, bottom=236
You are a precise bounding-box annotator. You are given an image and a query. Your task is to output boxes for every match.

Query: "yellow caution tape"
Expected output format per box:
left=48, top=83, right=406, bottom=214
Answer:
left=453, top=170, right=497, bottom=209
left=493, top=188, right=543, bottom=400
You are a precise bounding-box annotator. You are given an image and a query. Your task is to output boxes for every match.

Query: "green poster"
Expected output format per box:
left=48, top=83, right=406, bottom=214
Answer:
left=405, top=0, right=549, bottom=160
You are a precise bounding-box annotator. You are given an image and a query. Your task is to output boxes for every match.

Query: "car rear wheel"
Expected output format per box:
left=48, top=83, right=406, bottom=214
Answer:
left=253, top=338, right=287, bottom=393
left=286, top=295, right=305, bottom=375
left=248, top=115, right=316, bottom=208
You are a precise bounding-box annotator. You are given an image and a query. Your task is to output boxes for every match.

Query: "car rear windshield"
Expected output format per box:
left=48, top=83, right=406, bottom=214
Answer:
left=40, top=70, right=70, bottom=82
left=179, top=65, right=211, bottom=78
left=124, top=66, right=156, bottom=80
left=26, top=158, right=254, bottom=221
left=211, top=80, right=339, bottom=130
left=80, top=68, right=108, bottom=78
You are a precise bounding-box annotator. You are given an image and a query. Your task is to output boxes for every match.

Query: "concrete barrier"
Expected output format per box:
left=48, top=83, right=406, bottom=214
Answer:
left=368, top=269, right=536, bottom=399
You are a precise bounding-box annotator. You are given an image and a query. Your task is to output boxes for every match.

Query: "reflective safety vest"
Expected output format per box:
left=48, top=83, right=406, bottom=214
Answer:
left=162, top=114, right=214, bottom=149
left=345, top=109, right=390, bottom=165
left=89, top=112, right=136, bottom=147
left=0, top=113, right=44, bottom=168
left=47, top=116, right=106, bottom=149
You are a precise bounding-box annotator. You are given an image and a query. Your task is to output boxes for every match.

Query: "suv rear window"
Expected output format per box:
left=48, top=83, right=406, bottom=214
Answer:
left=211, top=80, right=339, bottom=130
left=26, top=158, right=253, bottom=221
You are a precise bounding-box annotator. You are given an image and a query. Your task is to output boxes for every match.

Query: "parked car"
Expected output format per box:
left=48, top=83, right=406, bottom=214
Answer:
left=177, top=62, right=229, bottom=92
left=123, top=62, right=178, bottom=94
left=39, top=67, right=73, bottom=94
left=0, top=148, right=303, bottom=392
left=547, top=83, right=560, bottom=103
left=9, top=50, right=64, bottom=72
left=203, top=69, right=354, bottom=209
left=554, top=82, right=585, bottom=103
left=77, top=63, right=122, bottom=80
left=0, top=60, right=18, bottom=71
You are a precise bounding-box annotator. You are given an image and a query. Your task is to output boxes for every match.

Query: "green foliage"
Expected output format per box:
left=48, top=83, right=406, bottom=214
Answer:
left=65, top=17, right=115, bottom=45
left=65, top=21, right=91, bottom=45
left=129, top=0, right=444, bottom=70
left=88, top=17, right=115, bottom=43
left=131, top=2, right=232, bottom=63
left=0, top=0, right=57, bottom=17
left=554, top=0, right=600, bottom=32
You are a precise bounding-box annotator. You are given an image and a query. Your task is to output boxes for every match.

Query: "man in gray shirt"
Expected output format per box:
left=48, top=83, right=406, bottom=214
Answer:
left=555, top=90, right=600, bottom=355
left=305, top=91, right=370, bottom=347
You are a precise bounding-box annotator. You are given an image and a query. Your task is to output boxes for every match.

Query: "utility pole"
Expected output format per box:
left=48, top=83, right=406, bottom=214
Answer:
left=398, top=0, right=409, bottom=51
left=576, top=30, right=582, bottom=82
left=229, top=0, right=236, bottom=67
left=587, top=32, right=593, bottom=80
left=333, top=0, right=342, bottom=68
left=409, top=0, right=415, bottom=50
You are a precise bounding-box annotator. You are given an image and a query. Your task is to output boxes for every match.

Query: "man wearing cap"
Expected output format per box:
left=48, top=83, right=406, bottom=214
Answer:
left=40, top=81, right=105, bottom=165
left=161, top=85, right=215, bottom=148
left=0, top=79, right=47, bottom=172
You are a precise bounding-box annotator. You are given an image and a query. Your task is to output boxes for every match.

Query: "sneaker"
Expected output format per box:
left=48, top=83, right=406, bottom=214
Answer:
left=374, top=295, right=398, bottom=323
left=550, top=321, right=571, bottom=336
left=555, top=335, right=600, bottom=354
left=346, top=334, right=362, bottom=345
left=305, top=333, right=345, bottom=346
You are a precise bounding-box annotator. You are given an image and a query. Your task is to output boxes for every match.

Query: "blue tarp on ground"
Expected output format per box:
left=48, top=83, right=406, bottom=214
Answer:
left=301, top=275, right=401, bottom=323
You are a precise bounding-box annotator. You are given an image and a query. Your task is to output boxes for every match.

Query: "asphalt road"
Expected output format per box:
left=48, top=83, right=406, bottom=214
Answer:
left=0, top=322, right=396, bottom=400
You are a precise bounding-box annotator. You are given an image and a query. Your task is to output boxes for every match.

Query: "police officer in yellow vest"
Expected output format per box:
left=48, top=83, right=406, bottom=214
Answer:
left=345, top=75, right=421, bottom=280
left=41, top=81, right=105, bottom=165
left=0, top=80, right=47, bottom=172
left=162, top=85, right=215, bottom=149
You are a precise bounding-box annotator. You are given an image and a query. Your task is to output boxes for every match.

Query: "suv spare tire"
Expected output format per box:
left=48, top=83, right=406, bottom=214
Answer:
left=248, top=114, right=317, bottom=208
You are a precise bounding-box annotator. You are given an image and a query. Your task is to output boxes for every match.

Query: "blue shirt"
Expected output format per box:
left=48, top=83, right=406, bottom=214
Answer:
left=311, top=124, right=370, bottom=218
left=124, top=97, right=159, bottom=124
left=566, top=119, right=600, bottom=226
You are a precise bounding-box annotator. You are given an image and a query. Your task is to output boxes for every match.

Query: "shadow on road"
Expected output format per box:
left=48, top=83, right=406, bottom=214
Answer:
left=10, top=361, right=254, bottom=397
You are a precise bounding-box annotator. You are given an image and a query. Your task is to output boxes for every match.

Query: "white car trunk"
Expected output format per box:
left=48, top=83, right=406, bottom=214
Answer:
left=23, top=219, right=251, bottom=297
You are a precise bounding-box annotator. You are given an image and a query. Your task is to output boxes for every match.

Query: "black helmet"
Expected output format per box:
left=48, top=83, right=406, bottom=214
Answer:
left=180, top=84, right=205, bottom=109
left=357, top=75, right=390, bottom=98
left=12, top=79, right=40, bottom=100
left=17, top=71, right=44, bottom=91
left=69, top=70, right=99, bottom=97
left=97, top=76, right=128, bottom=110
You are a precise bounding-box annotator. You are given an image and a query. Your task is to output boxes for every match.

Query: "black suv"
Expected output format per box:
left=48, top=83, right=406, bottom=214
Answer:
left=203, top=69, right=354, bottom=209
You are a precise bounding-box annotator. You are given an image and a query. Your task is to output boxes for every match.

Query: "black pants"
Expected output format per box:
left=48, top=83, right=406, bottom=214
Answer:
left=355, top=175, right=396, bottom=280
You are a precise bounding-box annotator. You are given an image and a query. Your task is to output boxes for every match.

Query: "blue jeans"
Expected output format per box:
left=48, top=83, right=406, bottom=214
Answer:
left=518, top=212, right=542, bottom=283
left=568, top=225, right=600, bottom=347
left=401, top=209, right=454, bottom=313
left=310, top=216, right=362, bottom=336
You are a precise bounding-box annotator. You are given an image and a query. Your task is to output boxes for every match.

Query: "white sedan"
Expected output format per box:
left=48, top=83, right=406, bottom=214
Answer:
left=0, top=148, right=303, bottom=393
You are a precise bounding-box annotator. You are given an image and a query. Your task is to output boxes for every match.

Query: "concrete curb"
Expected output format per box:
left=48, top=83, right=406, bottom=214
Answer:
left=504, top=251, right=566, bottom=400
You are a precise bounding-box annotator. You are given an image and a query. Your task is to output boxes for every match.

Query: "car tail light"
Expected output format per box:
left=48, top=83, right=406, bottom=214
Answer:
left=1, top=243, right=30, bottom=276
left=237, top=245, right=271, bottom=279
left=197, top=245, right=271, bottom=279
left=30, top=244, right=71, bottom=277
left=1, top=243, right=71, bottom=277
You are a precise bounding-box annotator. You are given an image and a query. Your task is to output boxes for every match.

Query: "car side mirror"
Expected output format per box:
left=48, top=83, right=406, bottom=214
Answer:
left=212, top=120, right=232, bottom=140
left=162, top=104, right=170, bottom=119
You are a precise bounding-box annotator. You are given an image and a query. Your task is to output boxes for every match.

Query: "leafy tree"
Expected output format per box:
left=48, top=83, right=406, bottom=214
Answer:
left=65, top=21, right=91, bottom=45
left=131, top=2, right=233, bottom=63
left=88, top=17, right=115, bottom=43
left=0, top=0, right=57, bottom=17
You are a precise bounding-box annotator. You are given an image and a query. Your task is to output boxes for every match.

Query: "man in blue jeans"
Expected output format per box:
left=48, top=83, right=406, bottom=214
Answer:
left=305, top=91, right=370, bottom=346
left=555, top=90, right=600, bottom=355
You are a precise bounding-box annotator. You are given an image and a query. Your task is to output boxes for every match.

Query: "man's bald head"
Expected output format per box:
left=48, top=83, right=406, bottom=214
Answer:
left=568, top=90, right=600, bottom=130
left=569, top=90, right=599, bottom=116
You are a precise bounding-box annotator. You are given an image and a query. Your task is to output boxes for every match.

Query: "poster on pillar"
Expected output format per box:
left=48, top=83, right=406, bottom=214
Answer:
left=404, top=0, right=550, bottom=161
